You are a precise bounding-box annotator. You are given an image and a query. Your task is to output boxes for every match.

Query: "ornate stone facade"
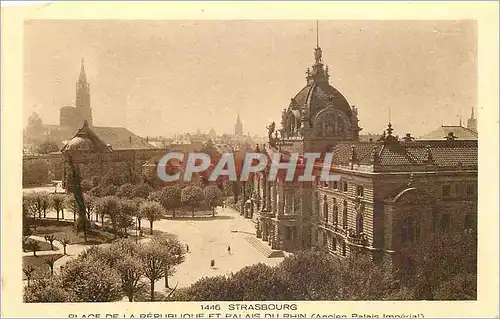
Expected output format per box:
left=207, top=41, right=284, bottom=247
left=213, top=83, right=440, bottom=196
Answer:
left=249, top=44, right=478, bottom=270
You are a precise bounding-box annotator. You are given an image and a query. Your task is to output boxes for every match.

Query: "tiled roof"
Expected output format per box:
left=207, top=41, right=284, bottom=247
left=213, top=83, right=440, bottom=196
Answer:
left=419, top=125, right=478, bottom=140
left=61, top=122, right=112, bottom=153
left=36, top=124, right=155, bottom=150
left=92, top=126, right=155, bottom=150
left=329, top=140, right=477, bottom=168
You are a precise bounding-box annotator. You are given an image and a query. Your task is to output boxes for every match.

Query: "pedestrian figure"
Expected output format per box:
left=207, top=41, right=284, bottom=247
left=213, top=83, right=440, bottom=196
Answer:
left=186, top=244, right=190, bottom=253
left=210, top=259, right=215, bottom=268
left=227, top=245, right=231, bottom=255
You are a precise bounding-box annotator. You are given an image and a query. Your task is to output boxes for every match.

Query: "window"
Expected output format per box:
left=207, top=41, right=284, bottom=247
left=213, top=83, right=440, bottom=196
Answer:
left=286, top=227, right=292, bottom=240
left=356, top=213, right=364, bottom=234
left=332, top=198, right=338, bottom=224
left=343, top=182, right=348, bottom=192
left=464, top=214, right=476, bottom=230
left=442, top=185, right=451, bottom=197
left=456, top=183, right=465, bottom=197
left=343, top=200, right=348, bottom=228
left=342, top=241, right=347, bottom=256
left=332, top=236, right=337, bottom=251
left=323, top=196, right=329, bottom=224
left=333, top=181, right=338, bottom=190
left=440, top=214, right=450, bottom=231
left=356, top=185, right=364, bottom=197
left=467, top=182, right=477, bottom=196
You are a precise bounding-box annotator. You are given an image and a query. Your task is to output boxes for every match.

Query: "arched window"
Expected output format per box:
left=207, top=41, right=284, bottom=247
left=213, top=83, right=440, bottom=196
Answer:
left=323, top=195, right=329, bottom=223
left=342, top=200, right=348, bottom=228
left=332, top=198, right=338, bottom=224
left=356, top=212, right=364, bottom=234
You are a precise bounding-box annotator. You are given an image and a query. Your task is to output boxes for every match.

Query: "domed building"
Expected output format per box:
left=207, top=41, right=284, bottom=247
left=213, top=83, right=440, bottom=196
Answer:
left=247, top=36, right=477, bottom=270
left=279, top=46, right=361, bottom=148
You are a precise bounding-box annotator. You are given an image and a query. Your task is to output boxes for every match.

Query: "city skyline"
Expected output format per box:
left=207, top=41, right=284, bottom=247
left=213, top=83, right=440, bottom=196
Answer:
left=24, top=20, right=477, bottom=137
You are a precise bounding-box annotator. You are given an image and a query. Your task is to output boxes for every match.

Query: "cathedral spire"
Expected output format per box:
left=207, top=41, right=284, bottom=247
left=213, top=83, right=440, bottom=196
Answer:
left=79, top=57, right=87, bottom=83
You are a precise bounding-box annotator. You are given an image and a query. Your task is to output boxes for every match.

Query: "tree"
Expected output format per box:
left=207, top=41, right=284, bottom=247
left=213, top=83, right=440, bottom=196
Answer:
left=60, top=238, right=70, bottom=255
left=44, top=235, right=56, bottom=250
left=278, top=250, right=344, bottom=300
left=230, top=263, right=292, bottom=301
left=60, top=255, right=122, bottom=302
left=118, top=199, right=138, bottom=237
left=22, top=159, right=49, bottom=187
left=24, top=193, right=43, bottom=221
left=176, top=275, right=234, bottom=301
left=27, top=239, right=40, bottom=257
left=139, top=201, right=165, bottom=235
left=44, top=256, right=57, bottom=276
left=162, top=186, right=182, bottom=218
left=37, top=140, right=60, bottom=154
left=116, top=255, right=145, bottom=302
left=22, top=196, right=33, bottom=235
left=51, top=194, right=65, bottom=221
left=139, top=240, right=170, bottom=301
left=134, top=183, right=153, bottom=199
left=132, top=197, right=145, bottom=232
left=433, top=273, right=477, bottom=300
left=65, top=195, right=79, bottom=222
left=204, top=185, right=224, bottom=217
left=96, top=196, right=121, bottom=236
left=103, top=240, right=145, bottom=302
left=84, top=194, right=98, bottom=222
left=24, top=278, right=76, bottom=303
left=40, top=193, right=51, bottom=218
left=181, top=186, right=205, bottom=218
left=101, top=184, right=118, bottom=197
left=117, top=183, right=135, bottom=199
left=399, top=230, right=477, bottom=300
left=154, top=234, right=186, bottom=289
left=23, top=265, right=36, bottom=287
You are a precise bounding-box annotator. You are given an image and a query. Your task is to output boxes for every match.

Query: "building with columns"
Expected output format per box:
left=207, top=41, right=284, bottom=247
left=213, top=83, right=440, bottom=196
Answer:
left=246, top=42, right=478, bottom=269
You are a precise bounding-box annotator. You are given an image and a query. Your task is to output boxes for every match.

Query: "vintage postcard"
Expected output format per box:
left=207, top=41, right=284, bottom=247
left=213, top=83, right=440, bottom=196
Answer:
left=1, top=1, right=499, bottom=318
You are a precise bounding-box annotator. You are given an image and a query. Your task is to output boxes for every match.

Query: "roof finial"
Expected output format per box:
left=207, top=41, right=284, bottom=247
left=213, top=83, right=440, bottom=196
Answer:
left=471, top=107, right=475, bottom=119
left=459, top=109, right=462, bottom=127
left=316, top=20, right=319, bottom=48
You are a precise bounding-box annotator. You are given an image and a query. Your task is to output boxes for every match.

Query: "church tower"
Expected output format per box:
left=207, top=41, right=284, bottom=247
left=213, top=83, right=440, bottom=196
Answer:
left=235, top=114, right=243, bottom=136
left=467, top=107, right=477, bottom=133
left=76, top=58, right=93, bottom=127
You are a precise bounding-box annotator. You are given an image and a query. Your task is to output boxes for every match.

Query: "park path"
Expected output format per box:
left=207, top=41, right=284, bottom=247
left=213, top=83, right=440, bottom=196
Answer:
left=152, top=206, right=284, bottom=292
left=22, top=199, right=285, bottom=294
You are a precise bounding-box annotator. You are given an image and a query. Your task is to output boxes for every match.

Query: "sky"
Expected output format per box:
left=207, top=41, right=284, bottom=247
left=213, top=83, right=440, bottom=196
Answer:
left=24, top=20, right=477, bottom=137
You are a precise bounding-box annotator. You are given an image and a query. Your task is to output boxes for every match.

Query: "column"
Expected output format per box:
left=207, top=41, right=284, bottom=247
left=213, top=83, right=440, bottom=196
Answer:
left=256, top=219, right=262, bottom=238
left=278, top=187, right=285, bottom=217
left=266, top=182, right=272, bottom=211
left=261, top=176, right=267, bottom=212
left=285, top=191, right=292, bottom=215
left=271, top=182, right=277, bottom=214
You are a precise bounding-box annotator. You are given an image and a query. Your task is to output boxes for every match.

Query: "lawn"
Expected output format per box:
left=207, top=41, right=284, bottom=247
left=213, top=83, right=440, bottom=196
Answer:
left=29, top=219, right=115, bottom=245
left=22, top=254, right=64, bottom=280
left=22, top=239, right=53, bottom=252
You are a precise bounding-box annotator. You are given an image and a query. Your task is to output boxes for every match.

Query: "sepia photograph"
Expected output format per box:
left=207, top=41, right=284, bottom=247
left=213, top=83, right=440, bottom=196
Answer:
left=2, top=2, right=499, bottom=318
